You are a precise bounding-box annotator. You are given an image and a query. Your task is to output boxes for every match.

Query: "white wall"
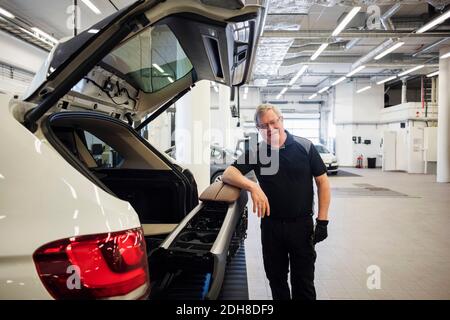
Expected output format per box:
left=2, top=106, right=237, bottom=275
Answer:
left=334, top=80, right=384, bottom=167
left=0, top=31, right=48, bottom=95
left=0, top=30, right=47, bottom=73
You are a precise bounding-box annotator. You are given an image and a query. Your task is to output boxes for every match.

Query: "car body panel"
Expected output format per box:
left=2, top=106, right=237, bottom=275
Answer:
left=315, top=144, right=339, bottom=173
left=0, top=97, right=141, bottom=299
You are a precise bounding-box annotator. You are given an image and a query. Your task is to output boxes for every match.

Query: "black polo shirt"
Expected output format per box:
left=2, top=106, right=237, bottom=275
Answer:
left=231, top=130, right=327, bottom=218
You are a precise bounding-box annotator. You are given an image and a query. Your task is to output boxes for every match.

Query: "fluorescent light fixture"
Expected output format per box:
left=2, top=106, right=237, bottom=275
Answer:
left=276, top=94, right=282, bottom=100
left=280, top=87, right=288, bottom=95
left=346, top=65, right=365, bottom=77
left=244, top=87, right=249, bottom=94
left=331, top=76, right=346, bottom=86
left=311, top=43, right=328, bottom=61
left=417, top=9, right=450, bottom=33
left=81, top=0, right=101, bottom=15
left=374, top=42, right=404, bottom=60
left=441, top=51, right=450, bottom=59
left=152, top=63, right=164, bottom=73
left=318, top=86, right=330, bottom=94
left=357, top=86, right=371, bottom=93
left=289, top=65, right=308, bottom=86
left=376, top=76, right=397, bottom=85
left=0, top=7, right=15, bottom=19
left=426, top=70, right=439, bottom=77
left=167, top=77, right=174, bottom=83
left=88, top=29, right=99, bottom=34
left=308, top=93, right=318, bottom=100
left=31, top=27, right=58, bottom=44
left=398, top=65, right=424, bottom=77
left=332, top=7, right=361, bottom=36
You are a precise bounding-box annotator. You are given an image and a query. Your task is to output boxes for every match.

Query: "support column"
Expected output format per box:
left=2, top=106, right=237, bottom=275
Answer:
left=401, top=79, right=407, bottom=104
left=175, top=80, right=211, bottom=193
left=437, top=46, right=450, bottom=183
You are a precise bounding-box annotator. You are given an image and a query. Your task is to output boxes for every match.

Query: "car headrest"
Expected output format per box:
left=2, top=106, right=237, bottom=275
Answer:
left=199, top=181, right=241, bottom=204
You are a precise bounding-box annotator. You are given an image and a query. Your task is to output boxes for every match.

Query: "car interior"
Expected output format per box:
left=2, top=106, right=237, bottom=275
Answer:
left=43, top=112, right=198, bottom=234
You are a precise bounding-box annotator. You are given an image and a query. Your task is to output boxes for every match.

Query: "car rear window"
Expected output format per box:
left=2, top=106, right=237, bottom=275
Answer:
left=102, top=24, right=193, bottom=93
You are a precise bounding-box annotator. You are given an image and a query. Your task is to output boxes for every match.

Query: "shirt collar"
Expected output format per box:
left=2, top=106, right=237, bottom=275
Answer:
left=283, top=130, right=294, bottom=147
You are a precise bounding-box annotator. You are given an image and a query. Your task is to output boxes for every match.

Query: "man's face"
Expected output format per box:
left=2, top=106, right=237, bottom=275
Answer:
left=257, top=109, right=284, bottom=145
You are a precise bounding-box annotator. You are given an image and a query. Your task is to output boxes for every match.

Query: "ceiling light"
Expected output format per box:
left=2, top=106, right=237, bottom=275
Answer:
left=318, top=86, right=330, bottom=94
left=152, top=63, right=164, bottom=73
left=376, top=76, right=397, bottom=85
left=331, top=76, right=346, bottom=86
left=81, top=0, right=101, bottom=15
left=426, top=70, right=439, bottom=77
left=31, top=27, right=58, bottom=44
left=167, top=77, right=174, bottom=83
left=416, top=9, right=450, bottom=33
left=441, top=51, right=450, bottom=59
left=308, top=93, right=317, bottom=100
left=276, top=94, right=282, bottom=100
left=0, top=7, right=15, bottom=19
left=346, top=65, right=365, bottom=77
left=398, top=65, right=424, bottom=77
left=357, top=86, right=371, bottom=93
left=332, top=7, right=361, bottom=37
left=289, top=65, right=308, bottom=86
left=374, top=42, right=405, bottom=60
left=311, top=43, right=328, bottom=61
left=280, top=87, right=288, bottom=95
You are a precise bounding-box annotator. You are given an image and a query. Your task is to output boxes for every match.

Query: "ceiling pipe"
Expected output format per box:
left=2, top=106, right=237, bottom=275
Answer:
left=380, top=3, right=402, bottom=31
left=262, top=30, right=450, bottom=38
left=412, top=37, right=450, bottom=56
left=288, top=43, right=347, bottom=54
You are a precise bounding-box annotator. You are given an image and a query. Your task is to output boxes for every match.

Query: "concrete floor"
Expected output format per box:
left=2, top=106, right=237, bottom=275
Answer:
left=244, top=167, right=450, bottom=300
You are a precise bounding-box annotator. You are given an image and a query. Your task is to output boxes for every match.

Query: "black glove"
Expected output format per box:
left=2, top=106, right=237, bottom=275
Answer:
left=313, top=219, right=328, bottom=244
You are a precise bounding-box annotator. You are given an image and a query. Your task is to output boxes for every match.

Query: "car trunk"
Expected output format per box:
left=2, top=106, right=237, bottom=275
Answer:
left=27, top=0, right=265, bottom=300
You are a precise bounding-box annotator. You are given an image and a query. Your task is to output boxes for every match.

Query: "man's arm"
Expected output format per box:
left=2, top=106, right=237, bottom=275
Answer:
left=314, top=173, right=331, bottom=221
left=222, top=166, right=270, bottom=218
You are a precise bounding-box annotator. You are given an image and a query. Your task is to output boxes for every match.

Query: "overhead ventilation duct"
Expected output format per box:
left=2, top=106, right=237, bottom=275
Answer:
left=262, top=30, right=450, bottom=38
left=380, top=2, right=402, bottom=31
left=252, top=37, right=294, bottom=77
left=267, top=0, right=313, bottom=14
left=351, top=38, right=395, bottom=70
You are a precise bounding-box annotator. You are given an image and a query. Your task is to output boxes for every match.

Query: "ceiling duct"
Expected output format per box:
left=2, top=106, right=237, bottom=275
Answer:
left=253, top=37, right=294, bottom=77
left=351, top=38, right=395, bottom=69
left=262, top=30, right=450, bottom=38
left=267, top=0, right=314, bottom=14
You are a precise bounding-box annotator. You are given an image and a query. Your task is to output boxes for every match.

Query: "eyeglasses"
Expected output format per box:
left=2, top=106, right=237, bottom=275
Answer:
left=257, top=117, right=281, bottom=130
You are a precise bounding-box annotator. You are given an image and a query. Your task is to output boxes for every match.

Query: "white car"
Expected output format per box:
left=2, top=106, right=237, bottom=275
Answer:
left=315, top=144, right=339, bottom=175
left=0, top=0, right=263, bottom=299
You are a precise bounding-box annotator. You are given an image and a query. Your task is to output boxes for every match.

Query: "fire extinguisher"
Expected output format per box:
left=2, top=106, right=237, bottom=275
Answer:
left=356, top=154, right=363, bottom=168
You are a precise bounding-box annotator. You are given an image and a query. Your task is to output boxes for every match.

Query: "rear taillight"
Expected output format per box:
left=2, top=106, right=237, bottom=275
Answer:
left=33, top=228, right=149, bottom=299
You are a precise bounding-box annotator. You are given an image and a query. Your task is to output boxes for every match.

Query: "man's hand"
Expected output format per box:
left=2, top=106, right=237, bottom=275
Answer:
left=313, top=219, right=328, bottom=244
left=249, top=184, right=270, bottom=218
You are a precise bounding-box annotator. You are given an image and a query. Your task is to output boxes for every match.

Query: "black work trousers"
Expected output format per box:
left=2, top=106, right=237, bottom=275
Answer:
left=260, top=215, right=317, bottom=300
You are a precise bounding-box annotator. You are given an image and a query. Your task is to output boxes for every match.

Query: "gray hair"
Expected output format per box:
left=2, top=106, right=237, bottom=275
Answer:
left=254, top=104, right=282, bottom=126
